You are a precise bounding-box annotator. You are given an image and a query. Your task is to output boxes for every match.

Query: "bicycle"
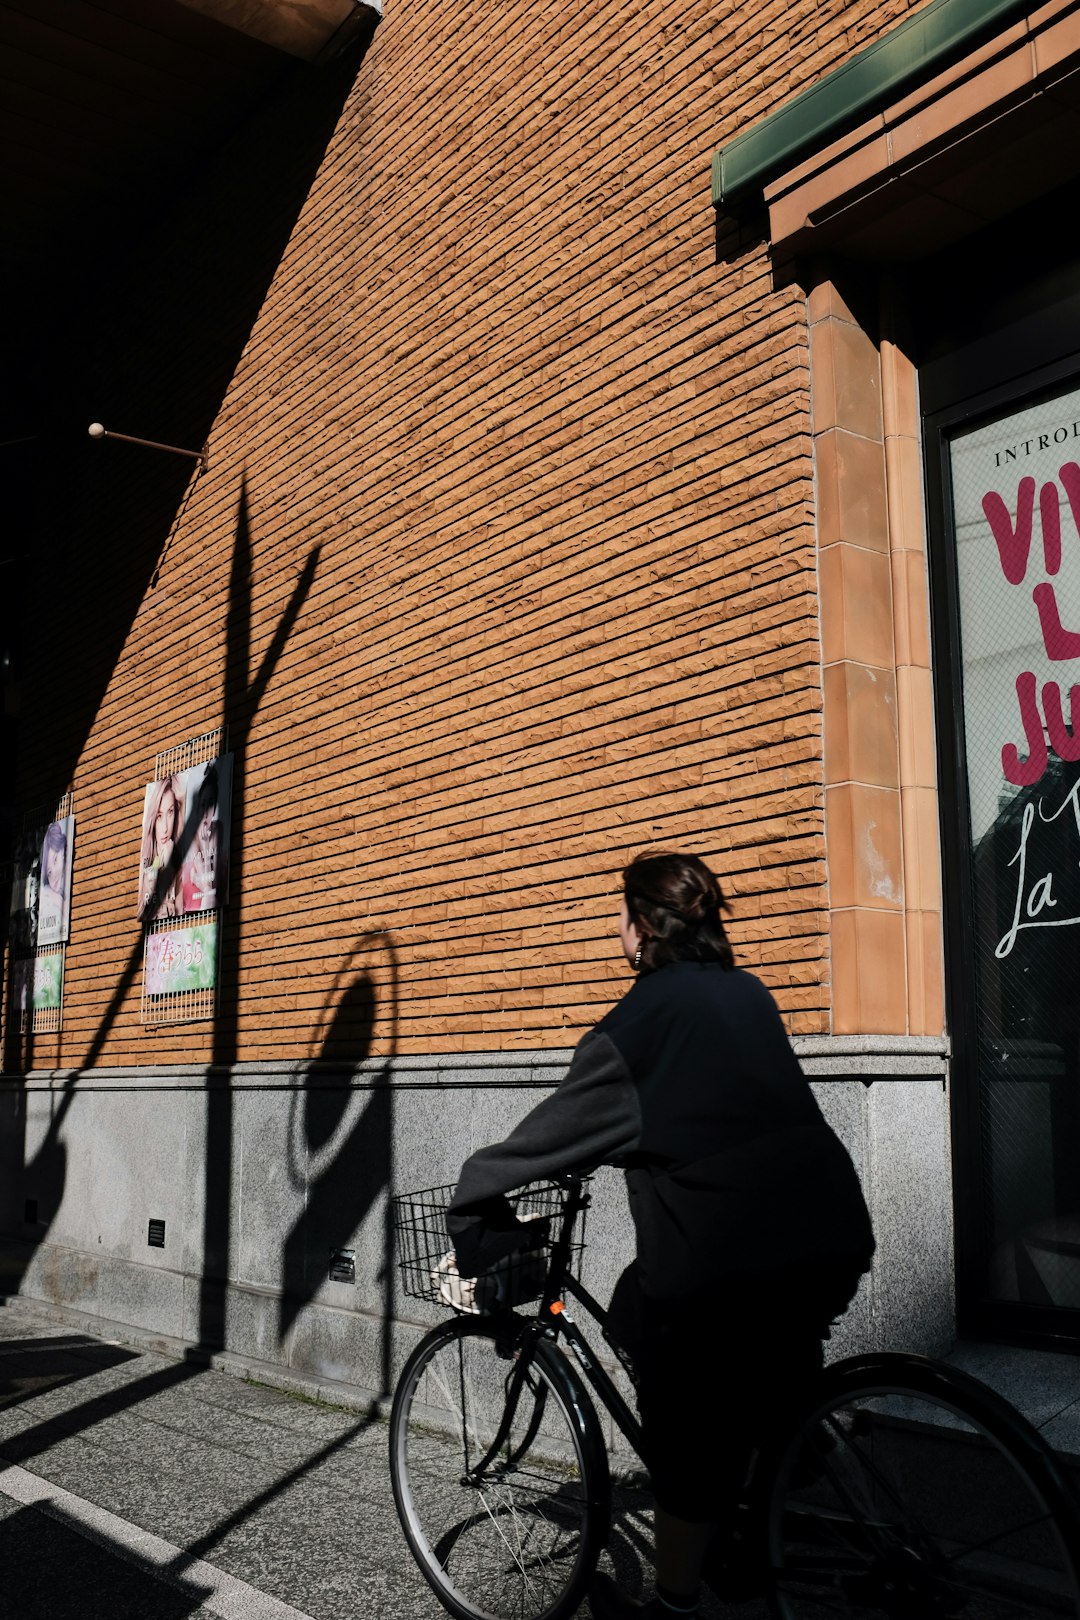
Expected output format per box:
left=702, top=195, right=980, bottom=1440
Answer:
left=389, top=1173, right=1080, bottom=1620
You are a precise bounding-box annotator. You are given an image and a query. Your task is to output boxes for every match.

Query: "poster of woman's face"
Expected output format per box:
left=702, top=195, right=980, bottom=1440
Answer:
left=137, top=774, right=185, bottom=922
left=180, top=755, right=232, bottom=915
left=8, top=824, right=42, bottom=953
left=36, top=817, right=75, bottom=946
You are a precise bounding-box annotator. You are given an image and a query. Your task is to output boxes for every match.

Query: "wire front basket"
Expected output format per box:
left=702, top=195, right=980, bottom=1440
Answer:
left=393, top=1181, right=588, bottom=1314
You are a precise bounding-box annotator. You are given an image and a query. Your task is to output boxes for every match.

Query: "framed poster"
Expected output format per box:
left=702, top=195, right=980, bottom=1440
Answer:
left=13, top=952, right=64, bottom=1015
left=138, top=754, right=233, bottom=922
left=144, top=920, right=218, bottom=997
left=36, top=817, right=75, bottom=946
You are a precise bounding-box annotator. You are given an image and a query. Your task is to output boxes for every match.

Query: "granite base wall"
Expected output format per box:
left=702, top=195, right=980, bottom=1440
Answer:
left=0, top=1041, right=954, bottom=1404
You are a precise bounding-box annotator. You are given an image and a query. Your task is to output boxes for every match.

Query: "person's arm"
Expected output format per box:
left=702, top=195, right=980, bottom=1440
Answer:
left=447, top=1029, right=640, bottom=1275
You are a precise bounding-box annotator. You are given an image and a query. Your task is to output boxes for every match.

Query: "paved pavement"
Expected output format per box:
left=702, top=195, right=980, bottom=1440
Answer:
left=0, top=1299, right=764, bottom=1620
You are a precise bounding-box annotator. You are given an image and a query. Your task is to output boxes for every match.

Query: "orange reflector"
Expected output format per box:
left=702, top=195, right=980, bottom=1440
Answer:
left=549, top=1301, right=565, bottom=1314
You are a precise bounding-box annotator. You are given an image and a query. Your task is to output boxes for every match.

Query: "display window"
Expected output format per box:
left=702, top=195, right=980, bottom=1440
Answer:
left=947, top=383, right=1080, bottom=1325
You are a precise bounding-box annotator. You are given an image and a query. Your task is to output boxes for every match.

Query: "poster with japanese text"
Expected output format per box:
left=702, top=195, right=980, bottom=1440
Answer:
left=13, top=952, right=63, bottom=1014
left=144, top=920, right=218, bottom=997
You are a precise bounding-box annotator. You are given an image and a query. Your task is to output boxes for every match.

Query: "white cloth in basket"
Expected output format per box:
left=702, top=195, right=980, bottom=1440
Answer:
left=433, top=1213, right=549, bottom=1314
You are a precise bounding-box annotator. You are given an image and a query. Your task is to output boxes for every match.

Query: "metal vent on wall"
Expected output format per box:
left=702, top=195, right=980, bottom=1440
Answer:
left=329, top=1248, right=355, bottom=1283
left=148, top=1219, right=166, bottom=1248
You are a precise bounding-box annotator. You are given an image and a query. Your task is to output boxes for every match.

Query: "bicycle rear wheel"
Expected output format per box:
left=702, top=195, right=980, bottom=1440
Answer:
left=389, top=1315, right=610, bottom=1620
left=764, top=1351, right=1080, bottom=1619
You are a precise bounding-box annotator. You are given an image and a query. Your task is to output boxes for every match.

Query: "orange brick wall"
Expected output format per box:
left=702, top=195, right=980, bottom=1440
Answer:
left=11, top=0, right=932, bottom=1067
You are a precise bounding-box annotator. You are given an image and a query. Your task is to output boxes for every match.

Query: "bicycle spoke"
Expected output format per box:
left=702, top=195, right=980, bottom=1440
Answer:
left=391, top=1320, right=603, bottom=1620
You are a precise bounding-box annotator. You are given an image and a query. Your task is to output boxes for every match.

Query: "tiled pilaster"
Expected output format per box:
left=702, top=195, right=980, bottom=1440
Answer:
left=810, top=275, right=944, bottom=1036
left=881, top=284, right=944, bottom=1038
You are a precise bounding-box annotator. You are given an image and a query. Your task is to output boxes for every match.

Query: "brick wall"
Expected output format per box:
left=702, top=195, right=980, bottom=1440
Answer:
left=11, top=0, right=931, bottom=1068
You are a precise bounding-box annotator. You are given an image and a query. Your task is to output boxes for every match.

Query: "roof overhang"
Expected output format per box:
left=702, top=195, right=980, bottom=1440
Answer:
left=177, top=0, right=382, bottom=63
left=713, top=0, right=1080, bottom=259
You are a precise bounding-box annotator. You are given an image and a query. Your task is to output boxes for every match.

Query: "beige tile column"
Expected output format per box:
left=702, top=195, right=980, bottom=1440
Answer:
left=810, top=276, right=944, bottom=1036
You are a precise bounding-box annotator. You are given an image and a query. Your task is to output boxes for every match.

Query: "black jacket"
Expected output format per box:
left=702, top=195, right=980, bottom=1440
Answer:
left=448, top=961, right=874, bottom=1300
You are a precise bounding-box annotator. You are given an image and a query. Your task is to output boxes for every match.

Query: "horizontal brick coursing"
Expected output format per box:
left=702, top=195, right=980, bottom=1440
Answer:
left=10, top=0, right=929, bottom=1069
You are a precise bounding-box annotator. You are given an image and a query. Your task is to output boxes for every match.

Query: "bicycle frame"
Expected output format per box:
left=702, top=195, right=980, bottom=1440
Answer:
left=463, top=1174, right=644, bottom=1485
left=552, top=1274, right=644, bottom=1455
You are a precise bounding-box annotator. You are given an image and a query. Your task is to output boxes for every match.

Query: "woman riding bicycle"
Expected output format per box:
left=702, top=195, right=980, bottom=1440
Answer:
left=448, top=851, right=875, bottom=1620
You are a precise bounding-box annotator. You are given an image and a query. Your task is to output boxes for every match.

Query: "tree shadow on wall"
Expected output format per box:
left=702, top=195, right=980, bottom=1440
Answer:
left=2, top=485, right=319, bottom=1339
left=279, top=933, right=398, bottom=1399
left=2, top=16, right=376, bottom=1310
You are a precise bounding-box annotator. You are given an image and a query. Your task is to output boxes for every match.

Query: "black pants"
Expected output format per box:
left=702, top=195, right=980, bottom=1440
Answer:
left=607, top=1261, right=864, bottom=1521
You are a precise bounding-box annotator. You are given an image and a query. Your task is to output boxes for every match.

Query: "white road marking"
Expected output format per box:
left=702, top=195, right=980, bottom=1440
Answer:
left=0, top=1461, right=315, bottom=1620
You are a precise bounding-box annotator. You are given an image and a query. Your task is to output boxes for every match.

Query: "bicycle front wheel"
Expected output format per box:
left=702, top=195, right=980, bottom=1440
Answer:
left=764, top=1351, right=1080, bottom=1619
left=389, top=1315, right=610, bottom=1620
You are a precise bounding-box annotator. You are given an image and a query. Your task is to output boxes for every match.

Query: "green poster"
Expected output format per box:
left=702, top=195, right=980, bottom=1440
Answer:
left=145, top=921, right=217, bottom=996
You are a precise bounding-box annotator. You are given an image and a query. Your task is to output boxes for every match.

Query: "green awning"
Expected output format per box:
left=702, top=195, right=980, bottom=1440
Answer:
left=713, top=0, right=1033, bottom=207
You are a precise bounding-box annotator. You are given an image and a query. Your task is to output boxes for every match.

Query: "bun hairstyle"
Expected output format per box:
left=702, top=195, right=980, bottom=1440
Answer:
left=622, top=851, right=734, bottom=973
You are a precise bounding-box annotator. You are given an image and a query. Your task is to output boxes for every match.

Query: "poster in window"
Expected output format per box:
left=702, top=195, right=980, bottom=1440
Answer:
left=36, top=817, right=75, bottom=946
left=949, top=385, right=1080, bottom=1309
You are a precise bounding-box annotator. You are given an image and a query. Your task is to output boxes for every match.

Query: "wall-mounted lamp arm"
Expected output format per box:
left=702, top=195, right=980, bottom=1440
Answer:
left=88, top=423, right=208, bottom=472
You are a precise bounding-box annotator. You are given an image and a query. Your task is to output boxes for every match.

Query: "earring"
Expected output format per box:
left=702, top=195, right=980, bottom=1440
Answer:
left=633, top=944, right=643, bottom=971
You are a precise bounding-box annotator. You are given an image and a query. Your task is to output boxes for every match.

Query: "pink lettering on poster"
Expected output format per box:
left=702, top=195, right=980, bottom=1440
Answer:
left=982, top=477, right=1035, bottom=584
left=985, top=462, right=1080, bottom=786
left=1001, top=673, right=1048, bottom=786
left=1032, top=583, right=1080, bottom=661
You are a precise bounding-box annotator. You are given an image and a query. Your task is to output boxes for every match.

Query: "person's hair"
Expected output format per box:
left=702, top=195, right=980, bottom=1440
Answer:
left=193, top=761, right=219, bottom=823
left=622, top=851, right=734, bottom=972
left=140, top=775, right=184, bottom=920
left=142, top=775, right=183, bottom=867
left=42, top=822, right=67, bottom=889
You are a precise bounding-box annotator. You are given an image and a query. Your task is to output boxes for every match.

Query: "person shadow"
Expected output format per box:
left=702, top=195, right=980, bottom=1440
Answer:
left=278, top=933, right=397, bottom=1398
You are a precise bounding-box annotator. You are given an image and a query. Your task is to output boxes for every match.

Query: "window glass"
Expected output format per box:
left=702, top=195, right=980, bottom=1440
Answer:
left=950, top=384, right=1080, bottom=1313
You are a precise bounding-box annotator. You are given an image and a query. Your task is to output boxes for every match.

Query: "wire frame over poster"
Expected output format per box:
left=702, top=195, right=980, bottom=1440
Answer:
left=9, top=790, right=74, bottom=1035
left=17, top=944, right=65, bottom=1035
left=140, top=727, right=228, bottom=1026
left=141, top=909, right=220, bottom=1026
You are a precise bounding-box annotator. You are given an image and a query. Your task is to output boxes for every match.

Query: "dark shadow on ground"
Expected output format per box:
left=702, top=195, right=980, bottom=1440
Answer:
left=0, top=1332, right=138, bottom=1414
left=0, top=1503, right=213, bottom=1620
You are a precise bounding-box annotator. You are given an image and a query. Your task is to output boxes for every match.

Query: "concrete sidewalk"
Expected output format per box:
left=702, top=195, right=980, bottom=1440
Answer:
left=7, top=1293, right=1078, bottom=1620
left=0, top=1298, right=761, bottom=1620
